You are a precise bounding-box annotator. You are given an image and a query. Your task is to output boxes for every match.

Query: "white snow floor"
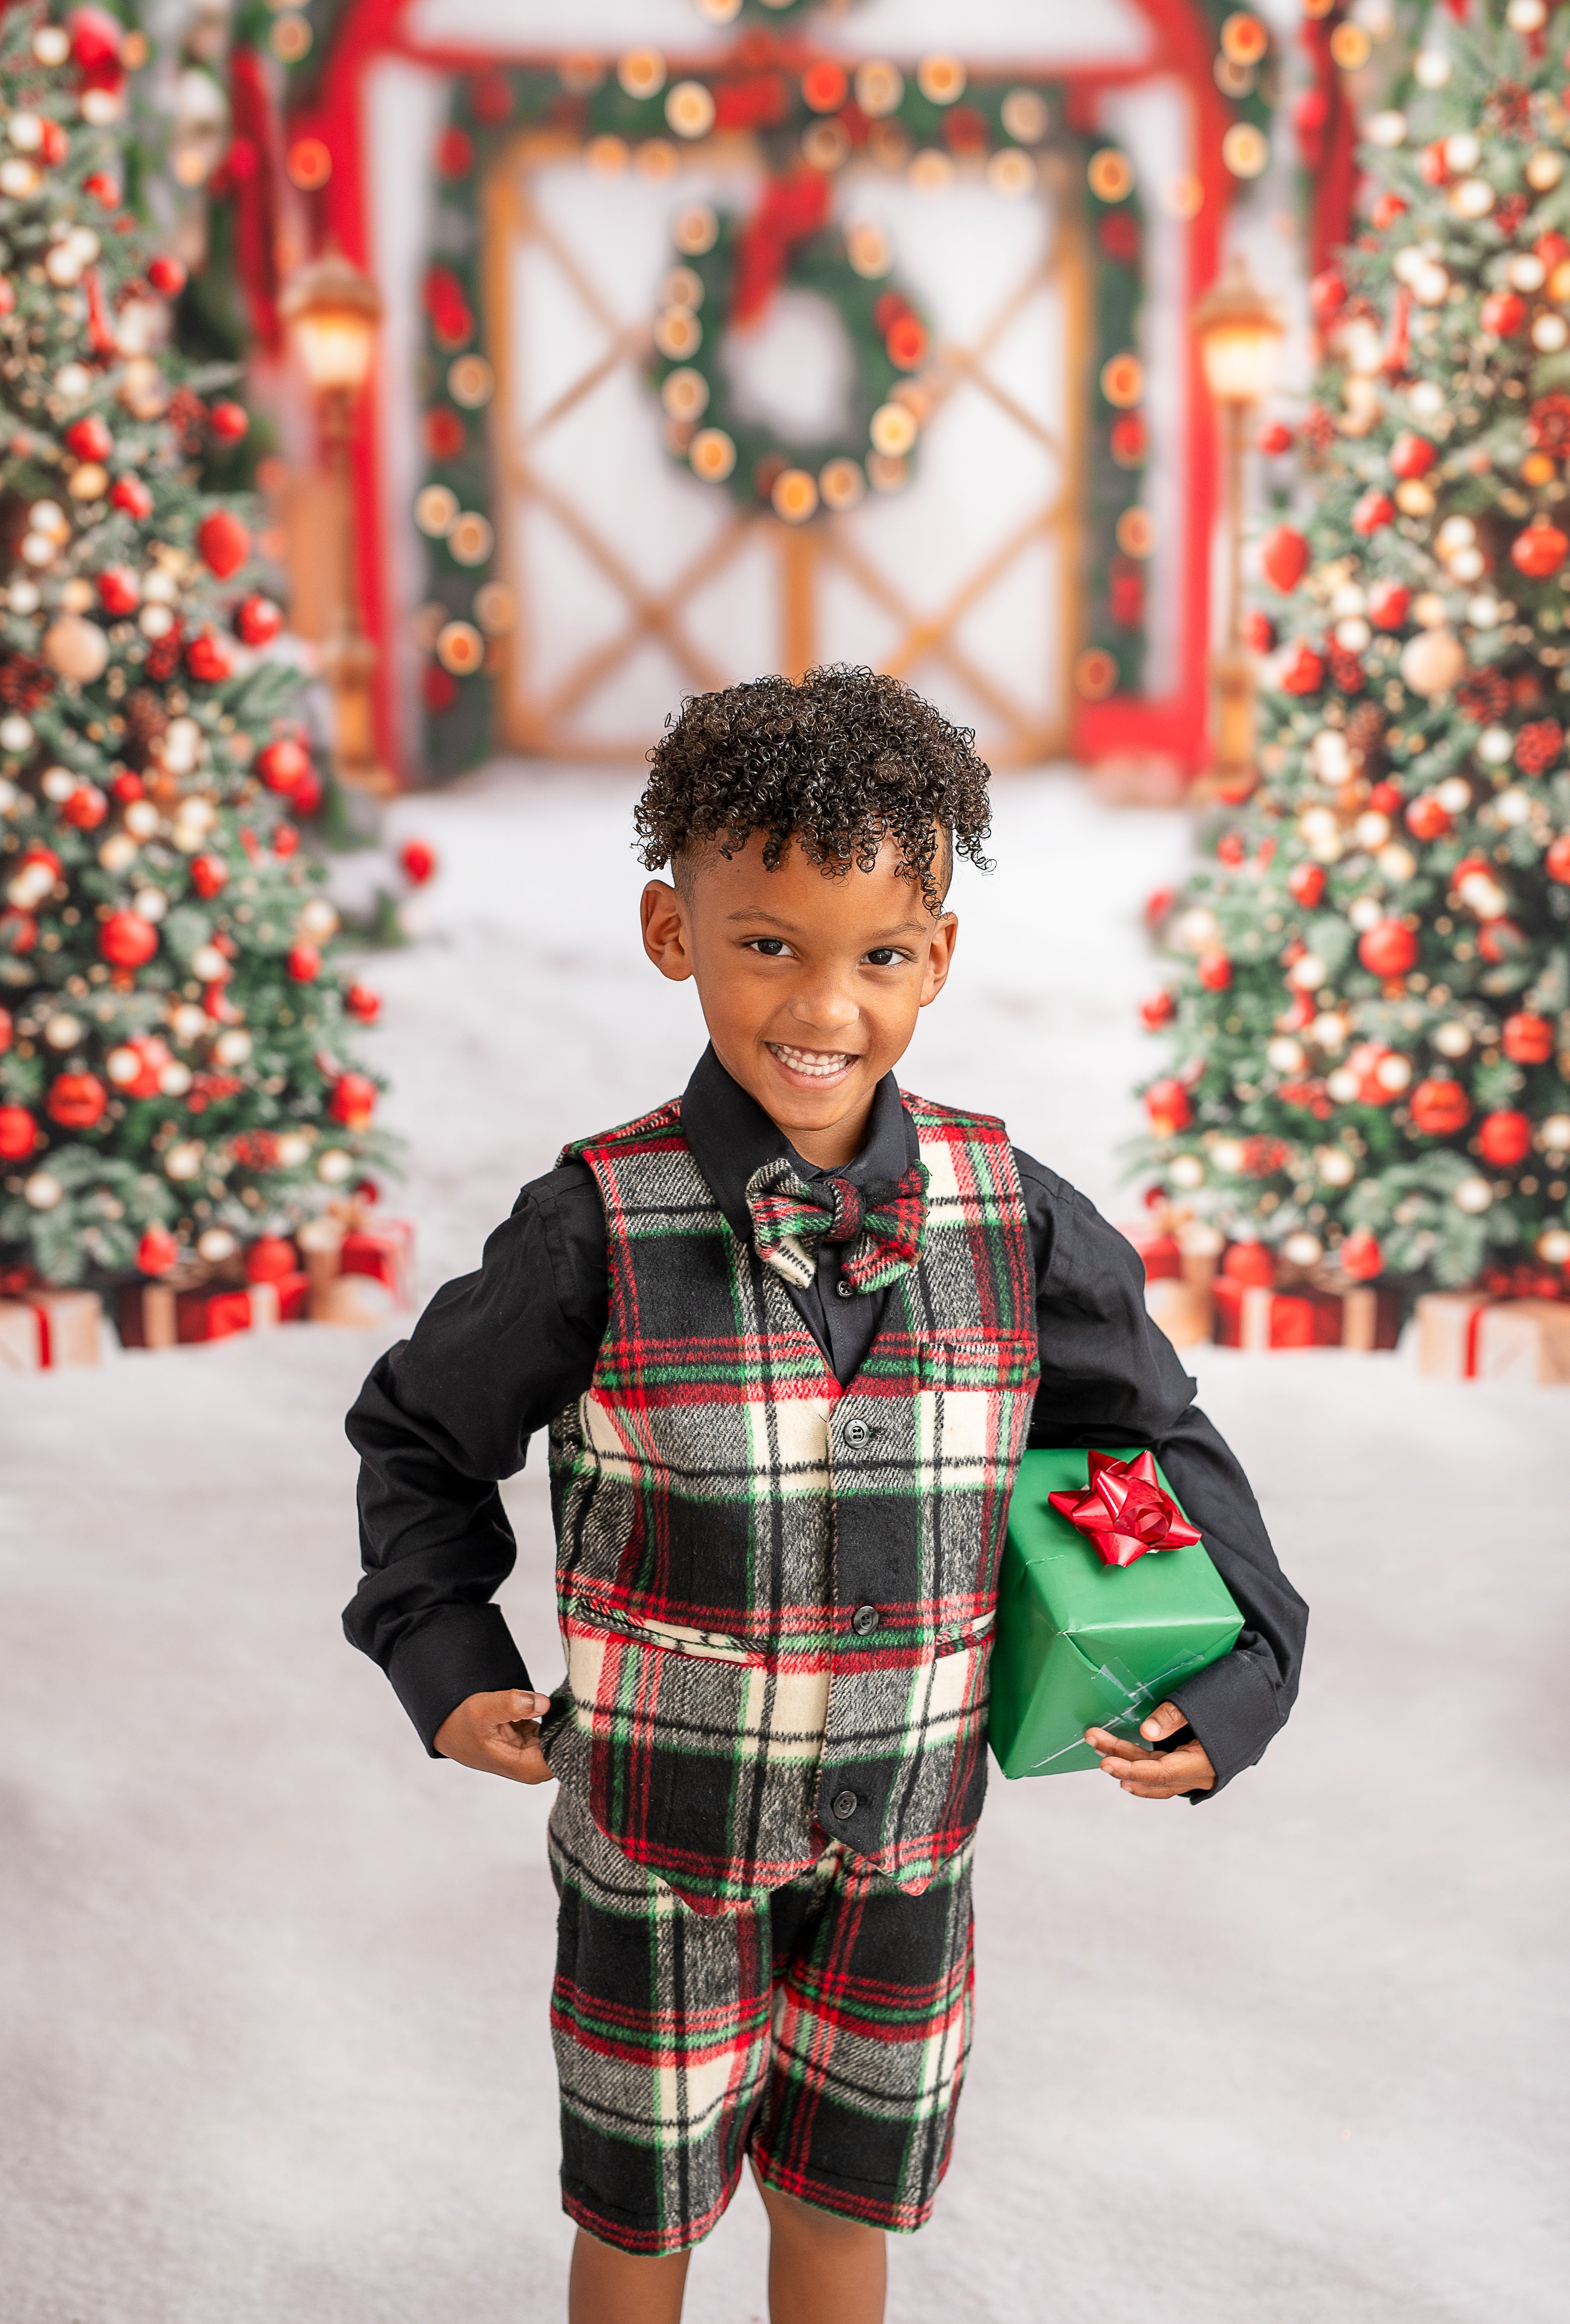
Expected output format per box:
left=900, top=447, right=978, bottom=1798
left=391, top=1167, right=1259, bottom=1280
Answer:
left=2, top=765, right=1565, bottom=2324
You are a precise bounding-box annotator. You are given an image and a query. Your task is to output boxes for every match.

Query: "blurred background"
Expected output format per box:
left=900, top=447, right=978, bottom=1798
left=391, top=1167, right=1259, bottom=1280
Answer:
left=3, top=3, right=1566, bottom=2320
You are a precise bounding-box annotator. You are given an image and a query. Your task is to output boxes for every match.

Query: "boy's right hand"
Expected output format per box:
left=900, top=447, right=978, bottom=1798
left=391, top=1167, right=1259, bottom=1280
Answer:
left=434, top=1689, right=557, bottom=1784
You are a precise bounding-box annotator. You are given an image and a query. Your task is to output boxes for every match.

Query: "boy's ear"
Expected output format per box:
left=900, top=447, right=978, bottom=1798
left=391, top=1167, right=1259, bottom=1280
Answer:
left=641, top=879, right=694, bottom=982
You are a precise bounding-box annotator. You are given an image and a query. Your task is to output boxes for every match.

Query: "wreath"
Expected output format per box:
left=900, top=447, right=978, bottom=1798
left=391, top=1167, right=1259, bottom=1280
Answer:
left=649, top=173, right=934, bottom=523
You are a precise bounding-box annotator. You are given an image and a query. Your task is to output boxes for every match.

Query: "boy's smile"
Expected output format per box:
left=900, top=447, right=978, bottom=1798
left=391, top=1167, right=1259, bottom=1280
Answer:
left=640, top=831, right=958, bottom=1168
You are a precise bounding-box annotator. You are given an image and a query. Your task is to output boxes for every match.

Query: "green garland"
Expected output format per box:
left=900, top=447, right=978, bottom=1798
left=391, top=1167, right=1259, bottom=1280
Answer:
left=410, top=54, right=1161, bottom=775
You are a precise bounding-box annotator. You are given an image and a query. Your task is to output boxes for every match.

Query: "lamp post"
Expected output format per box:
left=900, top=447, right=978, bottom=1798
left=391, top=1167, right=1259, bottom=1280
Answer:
left=280, top=243, right=393, bottom=796
left=1193, top=252, right=1285, bottom=799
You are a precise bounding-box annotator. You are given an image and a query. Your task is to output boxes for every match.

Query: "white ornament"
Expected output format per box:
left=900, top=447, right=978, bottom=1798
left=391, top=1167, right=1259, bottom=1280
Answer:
left=1464, top=587, right=1497, bottom=622
left=316, top=1148, right=354, bottom=1185
left=1349, top=895, right=1385, bottom=932
left=1506, top=0, right=1547, bottom=29
left=158, top=1061, right=192, bottom=1098
left=132, top=887, right=167, bottom=923
left=1331, top=584, right=1367, bottom=618
left=1212, top=1139, right=1246, bottom=1176
left=1444, top=134, right=1481, bottom=172
left=1354, top=812, right=1391, bottom=849
left=1374, top=1054, right=1412, bottom=1094
left=1288, top=952, right=1328, bottom=991
left=44, top=1011, right=83, bottom=1049
left=1168, top=1154, right=1205, bottom=1190
left=43, top=614, right=109, bottom=685
left=1537, top=1113, right=1570, bottom=1151
left=1282, top=1232, right=1323, bottom=1268
left=1538, top=1227, right=1570, bottom=1265
left=1310, top=729, right=1352, bottom=785
left=1414, top=48, right=1451, bottom=85
left=276, top=1132, right=312, bottom=1169
left=197, top=1228, right=239, bottom=1263
left=164, top=1142, right=205, bottom=1182
left=1399, top=629, right=1466, bottom=698
left=1452, top=1176, right=1493, bottom=1214
left=1325, top=1067, right=1361, bottom=1103
left=1508, top=255, right=1548, bottom=292
left=190, top=944, right=228, bottom=982
left=1437, top=515, right=1476, bottom=554
left=296, top=898, right=340, bottom=942
left=123, top=801, right=160, bottom=840
left=1336, top=617, right=1372, bottom=651
left=1494, top=788, right=1532, bottom=826
left=1434, top=1022, right=1472, bottom=1058
left=1532, top=314, right=1569, bottom=353
left=1316, top=1148, right=1357, bottom=1185
left=1376, top=844, right=1417, bottom=883
left=1366, top=112, right=1407, bottom=149
left=212, top=1029, right=252, bottom=1067
left=0, top=716, right=34, bottom=755
left=1311, top=1012, right=1349, bottom=1051
left=1435, top=776, right=1473, bottom=814
left=41, top=765, right=76, bottom=803
left=23, top=1172, right=63, bottom=1209
left=1267, top=1037, right=1306, bottom=1073
left=1408, top=380, right=1444, bottom=419
left=105, top=1046, right=142, bottom=1086
left=1478, top=727, right=1514, bottom=765
left=170, top=1005, right=208, bottom=1044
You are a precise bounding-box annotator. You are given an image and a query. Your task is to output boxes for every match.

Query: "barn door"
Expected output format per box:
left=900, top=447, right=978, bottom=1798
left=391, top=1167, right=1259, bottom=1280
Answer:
left=486, top=128, right=1087, bottom=765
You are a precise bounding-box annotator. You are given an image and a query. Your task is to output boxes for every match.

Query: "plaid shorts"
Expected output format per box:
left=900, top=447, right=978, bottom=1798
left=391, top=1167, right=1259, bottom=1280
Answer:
left=546, top=1750, right=975, bottom=2257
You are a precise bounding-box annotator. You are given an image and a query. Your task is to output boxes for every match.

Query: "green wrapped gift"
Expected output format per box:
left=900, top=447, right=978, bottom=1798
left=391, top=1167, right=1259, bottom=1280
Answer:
left=989, top=1446, right=1243, bottom=1778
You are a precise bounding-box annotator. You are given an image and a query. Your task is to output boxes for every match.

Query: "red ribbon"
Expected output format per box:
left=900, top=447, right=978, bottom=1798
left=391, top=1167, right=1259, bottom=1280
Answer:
left=731, top=166, right=831, bottom=328
left=1048, top=1450, right=1202, bottom=1569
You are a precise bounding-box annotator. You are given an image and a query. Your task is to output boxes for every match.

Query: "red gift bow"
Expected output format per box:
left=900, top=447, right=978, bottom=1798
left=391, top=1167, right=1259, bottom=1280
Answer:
left=1047, top=1449, right=1202, bottom=1569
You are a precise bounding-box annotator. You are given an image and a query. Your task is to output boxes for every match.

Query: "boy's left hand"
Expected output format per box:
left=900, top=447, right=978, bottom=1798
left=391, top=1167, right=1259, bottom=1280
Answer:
left=1087, top=1701, right=1215, bottom=1799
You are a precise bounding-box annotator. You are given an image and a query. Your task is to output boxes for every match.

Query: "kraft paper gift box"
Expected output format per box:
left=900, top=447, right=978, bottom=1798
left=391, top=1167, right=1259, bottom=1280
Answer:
left=118, top=1280, right=279, bottom=1349
left=1212, top=1278, right=1331, bottom=1349
left=1417, top=1293, right=1570, bottom=1384
left=0, top=1289, right=102, bottom=1372
left=340, top=1216, right=414, bottom=1305
left=1143, top=1274, right=1213, bottom=1348
left=988, top=1447, right=1242, bottom=1779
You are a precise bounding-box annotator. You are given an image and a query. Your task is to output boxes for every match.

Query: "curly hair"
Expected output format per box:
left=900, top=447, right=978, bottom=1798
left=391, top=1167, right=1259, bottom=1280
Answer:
left=634, top=666, right=993, bottom=914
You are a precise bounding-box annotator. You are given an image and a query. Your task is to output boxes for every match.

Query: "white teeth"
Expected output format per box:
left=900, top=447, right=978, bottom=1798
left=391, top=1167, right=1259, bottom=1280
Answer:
left=769, top=1043, right=853, bottom=1079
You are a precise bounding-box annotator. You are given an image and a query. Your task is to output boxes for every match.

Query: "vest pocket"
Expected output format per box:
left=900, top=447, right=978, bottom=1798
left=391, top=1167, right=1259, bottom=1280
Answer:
left=562, top=1591, right=765, bottom=1665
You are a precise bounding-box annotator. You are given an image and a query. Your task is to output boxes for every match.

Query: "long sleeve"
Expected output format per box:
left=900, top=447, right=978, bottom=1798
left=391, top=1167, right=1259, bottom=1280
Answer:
left=343, top=1164, right=609, bottom=1753
left=1015, top=1150, right=1308, bottom=1798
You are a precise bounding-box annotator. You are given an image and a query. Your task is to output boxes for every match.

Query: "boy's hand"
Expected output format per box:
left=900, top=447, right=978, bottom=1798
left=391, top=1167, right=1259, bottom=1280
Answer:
left=1087, top=1701, right=1215, bottom=1799
left=434, top=1689, right=557, bottom=1785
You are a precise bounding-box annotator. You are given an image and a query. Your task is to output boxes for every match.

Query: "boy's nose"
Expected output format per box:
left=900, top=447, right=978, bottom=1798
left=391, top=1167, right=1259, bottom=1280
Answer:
left=789, top=983, right=858, bottom=1035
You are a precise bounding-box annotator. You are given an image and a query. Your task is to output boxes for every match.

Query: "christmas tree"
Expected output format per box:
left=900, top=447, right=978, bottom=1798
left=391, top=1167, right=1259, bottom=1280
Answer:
left=0, top=5, right=383, bottom=1291
left=1138, top=6, right=1570, bottom=1295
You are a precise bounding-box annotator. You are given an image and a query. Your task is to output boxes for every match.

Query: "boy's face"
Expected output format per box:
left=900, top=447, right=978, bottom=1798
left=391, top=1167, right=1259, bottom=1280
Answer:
left=641, top=832, right=957, bottom=1167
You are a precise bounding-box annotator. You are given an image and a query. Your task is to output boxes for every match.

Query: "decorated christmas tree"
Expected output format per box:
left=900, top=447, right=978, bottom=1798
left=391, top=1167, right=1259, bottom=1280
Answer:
left=0, top=5, right=383, bottom=1292
left=1138, top=5, right=1570, bottom=1297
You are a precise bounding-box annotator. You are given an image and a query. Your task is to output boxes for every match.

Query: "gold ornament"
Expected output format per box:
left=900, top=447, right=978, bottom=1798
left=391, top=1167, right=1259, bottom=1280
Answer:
left=1398, top=628, right=1466, bottom=697
left=771, top=470, right=818, bottom=524
left=43, top=613, right=109, bottom=683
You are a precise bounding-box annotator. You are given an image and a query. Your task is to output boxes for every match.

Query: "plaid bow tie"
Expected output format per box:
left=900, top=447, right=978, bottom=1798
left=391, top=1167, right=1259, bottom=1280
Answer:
left=744, top=1157, right=928, bottom=1296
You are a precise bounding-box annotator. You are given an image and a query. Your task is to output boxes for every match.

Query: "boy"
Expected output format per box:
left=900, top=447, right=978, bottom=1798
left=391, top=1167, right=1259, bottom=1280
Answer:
left=345, top=666, right=1306, bottom=2324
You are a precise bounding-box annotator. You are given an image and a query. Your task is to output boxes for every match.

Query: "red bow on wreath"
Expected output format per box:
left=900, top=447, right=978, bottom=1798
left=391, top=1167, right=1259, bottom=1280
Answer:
left=732, top=165, right=831, bottom=327
left=1048, top=1449, right=1201, bottom=1569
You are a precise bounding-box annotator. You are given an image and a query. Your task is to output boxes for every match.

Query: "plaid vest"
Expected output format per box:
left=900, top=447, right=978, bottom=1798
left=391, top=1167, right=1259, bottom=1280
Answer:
left=548, top=1092, right=1039, bottom=1915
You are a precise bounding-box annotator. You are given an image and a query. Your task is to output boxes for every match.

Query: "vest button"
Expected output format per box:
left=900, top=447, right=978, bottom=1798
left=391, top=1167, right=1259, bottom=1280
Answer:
left=852, top=1604, right=880, bottom=1636
left=835, top=1280, right=854, bottom=1299
left=831, top=1789, right=859, bottom=1821
left=843, top=1417, right=870, bottom=1445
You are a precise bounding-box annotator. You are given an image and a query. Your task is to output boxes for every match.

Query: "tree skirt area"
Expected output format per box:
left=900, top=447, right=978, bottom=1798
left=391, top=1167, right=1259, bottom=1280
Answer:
left=2, top=765, right=1564, bottom=2324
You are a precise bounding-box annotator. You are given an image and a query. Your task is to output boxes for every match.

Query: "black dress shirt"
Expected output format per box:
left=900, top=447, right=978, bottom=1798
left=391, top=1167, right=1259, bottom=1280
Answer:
left=345, top=1048, right=1307, bottom=1799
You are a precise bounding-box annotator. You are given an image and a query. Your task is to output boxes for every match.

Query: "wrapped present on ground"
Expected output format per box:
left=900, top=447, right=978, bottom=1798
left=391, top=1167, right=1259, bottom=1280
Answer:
left=989, top=1447, right=1242, bottom=1779
left=1144, top=1274, right=1213, bottom=1348
left=1416, top=1291, right=1570, bottom=1384
left=118, top=1277, right=283, bottom=1349
left=0, top=1288, right=102, bottom=1373
left=298, top=1204, right=414, bottom=1325
left=1124, top=1211, right=1221, bottom=1346
left=1212, top=1275, right=1400, bottom=1352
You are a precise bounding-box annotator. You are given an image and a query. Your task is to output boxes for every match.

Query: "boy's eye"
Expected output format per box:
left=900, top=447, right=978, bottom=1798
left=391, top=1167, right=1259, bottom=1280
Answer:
left=746, top=937, right=789, bottom=957
left=863, top=947, right=904, bottom=967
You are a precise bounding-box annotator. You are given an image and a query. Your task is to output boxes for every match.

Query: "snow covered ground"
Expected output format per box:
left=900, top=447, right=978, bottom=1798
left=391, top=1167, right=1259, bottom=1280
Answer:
left=2, top=765, right=1565, bottom=2324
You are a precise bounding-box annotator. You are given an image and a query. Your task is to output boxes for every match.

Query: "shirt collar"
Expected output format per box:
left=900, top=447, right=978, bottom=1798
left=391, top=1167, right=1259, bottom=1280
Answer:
left=680, top=1044, right=917, bottom=1245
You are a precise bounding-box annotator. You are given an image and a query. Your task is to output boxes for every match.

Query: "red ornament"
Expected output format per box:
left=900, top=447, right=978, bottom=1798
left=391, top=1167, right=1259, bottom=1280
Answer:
left=245, top=1234, right=299, bottom=1283
left=291, top=769, right=323, bottom=818
left=1357, top=919, right=1419, bottom=977
left=46, top=1071, right=108, bottom=1129
left=1481, top=289, right=1528, bottom=337
left=1390, top=432, right=1437, bottom=479
left=1410, top=1077, right=1472, bottom=1136
left=99, top=909, right=158, bottom=968
left=1287, top=862, right=1326, bottom=907
left=69, top=6, right=122, bottom=69
left=65, top=415, right=112, bottom=463
left=0, top=1104, right=38, bottom=1161
left=1405, top=794, right=1451, bottom=840
left=1370, top=191, right=1408, bottom=230
left=286, top=942, right=321, bottom=982
left=1510, top=518, right=1569, bottom=579
left=1340, top=1228, right=1383, bottom=1281
left=136, top=1226, right=180, bottom=1275
left=235, top=595, right=282, bottom=647
left=196, top=509, right=251, bottom=579
left=110, top=770, right=144, bottom=805
left=1479, top=917, right=1528, bottom=965
left=1503, top=1011, right=1554, bottom=1064
left=1351, top=489, right=1395, bottom=536
left=1243, top=610, right=1277, bottom=653
left=185, top=630, right=232, bottom=685
left=62, top=783, right=107, bottom=830
left=110, top=476, right=153, bottom=520
left=1139, top=990, right=1175, bottom=1029
left=1261, top=525, right=1311, bottom=592
left=96, top=567, right=139, bottom=617
left=1367, top=781, right=1402, bottom=815
left=886, top=314, right=928, bottom=369
left=1280, top=642, right=1325, bottom=695
left=147, top=254, right=187, bottom=297
left=1367, top=580, right=1410, bottom=630
left=271, top=822, right=300, bottom=858
left=1144, top=1077, right=1192, bottom=1135
left=1515, top=719, right=1562, bottom=773
left=1477, top=1109, right=1532, bottom=1167
left=1418, top=141, right=1449, bottom=185
left=83, top=170, right=120, bottom=208
left=257, top=739, right=310, bottom=793
left=1222, top=1242, right=1276, bottom=1287
left=1257, top=421, right=1294, bottom=455
left=190, top=854, right=228, bottom=900
left=1217, top=832, right=1246, bottom=866
left=208, top=401, right=248, bottom=443
left=107, top=1035, right=168, bottom=1098
left=399, top=838, right=439, bottom=885
left=1548, top=834, right=1570, bottom=883
left=1309, top=268, right=1347, bottom=324
left=328, top=1072, right=377, bottom=1129
left=1197, top=950, right=1233, bottom=991
left=346, top=982, right=382, bottom=1024
left=0, top=911, right=37, bottom=956
left=0, top=1006, right=9, bottom=1054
